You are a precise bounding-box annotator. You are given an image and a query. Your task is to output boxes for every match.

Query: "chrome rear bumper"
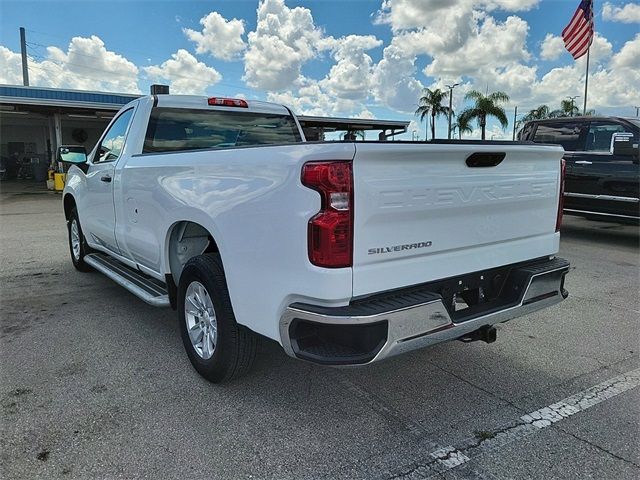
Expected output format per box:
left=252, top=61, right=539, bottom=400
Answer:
left=279, top=257, right=569, bottom=365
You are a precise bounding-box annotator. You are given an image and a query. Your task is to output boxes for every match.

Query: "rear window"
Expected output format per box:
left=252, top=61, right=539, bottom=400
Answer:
left=585, top=121, right=633, bottom=152
left=533, top=122, right=588, bottom=151
left=143, top=107, right=302, bottom=153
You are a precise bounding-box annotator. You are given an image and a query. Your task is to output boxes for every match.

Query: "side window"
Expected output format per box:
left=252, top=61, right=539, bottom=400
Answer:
left=585, top=122, right=632, bottom=152
left=95, top=108, right=134, bottom=163
left=533, top=122, right=588, bottom=151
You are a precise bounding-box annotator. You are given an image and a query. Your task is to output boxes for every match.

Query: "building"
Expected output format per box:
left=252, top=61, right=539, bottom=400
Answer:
left=0, top=84, right=408, bottom=181
left=0, top=85, right=138, bottom=180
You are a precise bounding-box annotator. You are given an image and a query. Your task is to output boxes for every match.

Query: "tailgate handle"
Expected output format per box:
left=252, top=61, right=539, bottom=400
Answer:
left=466, top=152, right=505, bottom=168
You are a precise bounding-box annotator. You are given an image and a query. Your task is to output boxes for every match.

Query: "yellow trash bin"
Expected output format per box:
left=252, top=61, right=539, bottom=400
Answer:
left=54, top=173, right=66, bottom=191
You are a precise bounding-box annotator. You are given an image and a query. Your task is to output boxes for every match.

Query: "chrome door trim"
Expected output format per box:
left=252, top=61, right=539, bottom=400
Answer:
left=565, top=192, right=639, bottom=203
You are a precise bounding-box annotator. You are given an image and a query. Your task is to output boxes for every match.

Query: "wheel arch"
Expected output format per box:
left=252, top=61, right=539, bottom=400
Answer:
left=63, top=193, right=76, bottom=221
left=165, top=220, right=220, bottom=286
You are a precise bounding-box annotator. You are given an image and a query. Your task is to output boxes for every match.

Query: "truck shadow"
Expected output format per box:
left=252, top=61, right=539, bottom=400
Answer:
left=560, top=216, right=639, bottom=249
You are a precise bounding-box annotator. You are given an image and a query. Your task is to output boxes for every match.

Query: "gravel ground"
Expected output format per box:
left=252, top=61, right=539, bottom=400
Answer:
left=1, top=186, right=638, bottom=480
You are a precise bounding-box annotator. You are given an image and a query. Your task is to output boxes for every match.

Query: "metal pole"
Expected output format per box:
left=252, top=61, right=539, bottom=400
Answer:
left=512, top=106, right=518, bottom=141
left=583, top=47, right=590, bottom=115
left=445, top=83, right=459, bottom=140
left=635, top=106, right=640, bottom=117
left=20, top=27, right=29, bottom=86
left=447, top=88, right=453, bottom=140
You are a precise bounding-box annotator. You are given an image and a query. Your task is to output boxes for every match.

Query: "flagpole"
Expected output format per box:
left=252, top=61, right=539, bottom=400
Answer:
left=583, top=46, right=590, bottom=115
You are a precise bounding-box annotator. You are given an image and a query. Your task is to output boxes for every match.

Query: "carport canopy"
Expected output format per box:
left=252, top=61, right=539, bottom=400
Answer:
left=296, top=115, right=409, bottom=141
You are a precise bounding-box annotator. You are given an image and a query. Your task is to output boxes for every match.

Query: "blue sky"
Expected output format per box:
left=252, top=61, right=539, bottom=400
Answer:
left=1, top=0, right=639, bottom=138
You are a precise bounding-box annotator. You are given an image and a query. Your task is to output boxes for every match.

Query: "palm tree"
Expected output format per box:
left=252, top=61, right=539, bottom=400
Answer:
left=415, top=88, right=453, bottom=140
left=517, top=105, right=551, bottom=129
left=457, top=90, right=510, bottom=140
left=452, top=120, right=473, bottom=139
left=551, top=99, right=580, bottom=118
left=522, top=105, right=551, bottom=122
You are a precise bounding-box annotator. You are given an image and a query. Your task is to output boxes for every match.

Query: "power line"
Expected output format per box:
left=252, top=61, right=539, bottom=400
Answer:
left=23, top=41, right=260, bottom=94
left=25, top=28, right=172, bottom=62
left=20, top=28, right=386, bottom=113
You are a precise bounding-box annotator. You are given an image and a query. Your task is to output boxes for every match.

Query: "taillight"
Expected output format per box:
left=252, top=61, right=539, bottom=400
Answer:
left=207, top=97, right=248, bottom=108
left=302, top=161, right=353, bottom=268
left=556, top=158, right=566, bottom=232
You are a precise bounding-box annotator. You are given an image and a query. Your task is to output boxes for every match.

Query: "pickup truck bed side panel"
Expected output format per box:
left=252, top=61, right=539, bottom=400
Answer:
left=118, top=142, right=356, bottom=341
left=351, top=143, right=564, bottom=297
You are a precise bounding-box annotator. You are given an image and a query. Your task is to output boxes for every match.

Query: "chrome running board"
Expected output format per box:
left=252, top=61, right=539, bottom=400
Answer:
left=84, top=253, right=170, bottom=307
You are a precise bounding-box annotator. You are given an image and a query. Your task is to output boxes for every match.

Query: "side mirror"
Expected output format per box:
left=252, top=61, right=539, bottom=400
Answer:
left=57, top=145, right=88, bottom=165
left=611, top=133, right=638, bottom=161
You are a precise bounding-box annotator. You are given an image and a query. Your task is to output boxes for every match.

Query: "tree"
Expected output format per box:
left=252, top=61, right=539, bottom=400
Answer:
left=415, top=88, right=453, bottom=140
left=457, top=90, right=510, bottom=140
left=521, top=105, right=551, bottom=123
left=452, top=120, right=473, bottom=139
left=550, top=99, right=580, bottom=118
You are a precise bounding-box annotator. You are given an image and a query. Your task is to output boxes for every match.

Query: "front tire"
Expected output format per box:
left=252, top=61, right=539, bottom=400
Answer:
left=68, top=208, right=92, bottom=272
left=178, top=254, right=257, bottom=383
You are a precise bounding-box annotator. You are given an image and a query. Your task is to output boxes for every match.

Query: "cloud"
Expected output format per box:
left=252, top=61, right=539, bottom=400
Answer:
left=602, top=2, right=640, bottom=23
left=267, top=77, right=361, bottom=116
left=375, top=0, right=475, bottom=40
left=406, top=120, right=421, bottom=138
left=371, top=42, right=424, bottom=113
left=468, top=124, right=510, bottom=140
left=144, top=49, right=221, bottom=94
left=375, top=0, right=539, bottom=32
left=611, top=33, right=640, bottom=70
left=243, top=0, right=327, bottom=90
left=184, top=12, right=246, bottom=60
left=0, top=47, right=24, bottom=86
left=423, top=15, right=530, bottom=78
left=0, top=0, right=636, bottom=124
left=372, top=5, right=533, bottom=113
left=352, top=109, right=375, bottom=119
left=319, top=35, right=383, bottom=100
left=0, top=36, right=140, bottom=93
left=540, top=33, right=565, bottom=61
left=483, top=0, right=539, bottom=10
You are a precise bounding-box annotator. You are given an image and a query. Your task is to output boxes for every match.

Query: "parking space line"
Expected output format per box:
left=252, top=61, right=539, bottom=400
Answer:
left=520, top=367, right=640, bottom=428
left=387, top=368, right=640, bottom=479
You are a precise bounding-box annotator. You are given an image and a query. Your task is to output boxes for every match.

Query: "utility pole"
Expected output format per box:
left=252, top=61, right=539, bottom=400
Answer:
left=512, top=106, right=518, bottom=141
left=445, top=83, right=459, bottom=140
left=635, top=106, right=640, bottom=117
left=19, top=27, right=29, bottom=86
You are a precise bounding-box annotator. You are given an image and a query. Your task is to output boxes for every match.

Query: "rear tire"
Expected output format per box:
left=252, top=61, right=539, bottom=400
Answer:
left=68, top=208, right=92, bottom=272
left=178, top=253, right=257, bottom=383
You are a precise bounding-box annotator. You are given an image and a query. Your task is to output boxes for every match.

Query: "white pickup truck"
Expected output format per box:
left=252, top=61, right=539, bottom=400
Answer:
left=60, top=94, right=570, bottom=383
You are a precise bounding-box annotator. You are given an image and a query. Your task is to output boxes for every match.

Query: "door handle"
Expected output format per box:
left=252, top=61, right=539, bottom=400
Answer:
left=575, top=160, right=592, bottom=165
left=100, top=175, right=112, bottom=183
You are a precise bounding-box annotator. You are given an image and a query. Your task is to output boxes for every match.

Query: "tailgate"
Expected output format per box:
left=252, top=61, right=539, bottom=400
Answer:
left=352, top=142, right=564, bottom=297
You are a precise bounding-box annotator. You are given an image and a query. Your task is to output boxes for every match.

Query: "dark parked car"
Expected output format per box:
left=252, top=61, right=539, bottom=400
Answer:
left=519, top=116, right=639, bottom=222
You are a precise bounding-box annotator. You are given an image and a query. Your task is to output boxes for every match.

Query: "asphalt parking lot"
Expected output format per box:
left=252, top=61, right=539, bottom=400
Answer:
left=1, top=186, right=638, bottom=480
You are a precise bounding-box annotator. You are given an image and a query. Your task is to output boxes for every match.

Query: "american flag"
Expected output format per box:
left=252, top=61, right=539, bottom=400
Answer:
left=562, top=0, right=594, bottom=60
